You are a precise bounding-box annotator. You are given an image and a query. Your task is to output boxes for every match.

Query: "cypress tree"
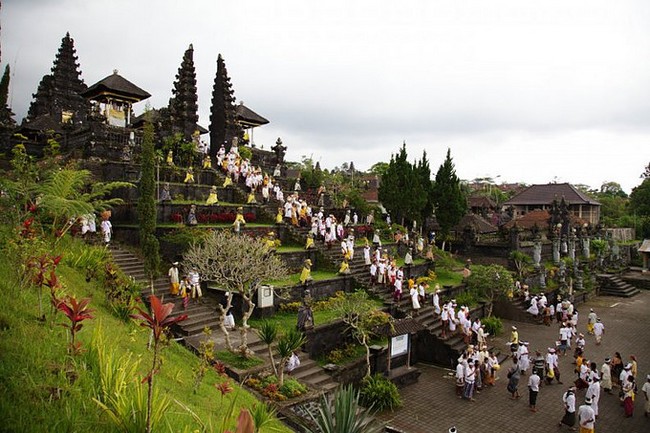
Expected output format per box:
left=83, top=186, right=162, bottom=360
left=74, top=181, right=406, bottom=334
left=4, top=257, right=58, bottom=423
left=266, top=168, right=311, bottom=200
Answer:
left=432, top=148, right=467, bottom=249
left=416, top=149, right=434, bottom=222
left=378, top=142, right=426, bottom=225
left=0, top=64, right=15, bottom=127
left=138, top=121, right=160, bottom=280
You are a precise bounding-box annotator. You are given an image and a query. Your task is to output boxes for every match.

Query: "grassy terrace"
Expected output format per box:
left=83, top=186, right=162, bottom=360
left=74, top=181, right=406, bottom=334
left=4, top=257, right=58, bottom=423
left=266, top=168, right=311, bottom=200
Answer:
left=117, top=222, right=276, bottom=228
left=264, top=270, right=339, bottom=287
left=0, top=235, right=290, bottom=433
left=249, top=298, right=384, bottom=332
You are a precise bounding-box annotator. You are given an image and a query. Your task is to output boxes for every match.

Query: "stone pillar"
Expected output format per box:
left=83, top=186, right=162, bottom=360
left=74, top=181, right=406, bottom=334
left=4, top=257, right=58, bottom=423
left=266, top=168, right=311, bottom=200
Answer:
left=552, top=237, right=561, bottom=264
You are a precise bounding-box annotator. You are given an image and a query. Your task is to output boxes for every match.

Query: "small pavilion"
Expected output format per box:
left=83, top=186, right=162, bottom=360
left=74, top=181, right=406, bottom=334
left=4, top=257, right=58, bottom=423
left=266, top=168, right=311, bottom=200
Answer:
left=236, top=101, right=269, bottom=146
left=81, top=70, right=150, bottom=127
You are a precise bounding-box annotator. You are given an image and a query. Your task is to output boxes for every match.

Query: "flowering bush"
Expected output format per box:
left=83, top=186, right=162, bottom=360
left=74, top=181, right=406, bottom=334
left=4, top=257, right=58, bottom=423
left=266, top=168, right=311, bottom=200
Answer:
left=172, top=211, right=257, bottom=224
left=245, top=374, right=307, bottom=401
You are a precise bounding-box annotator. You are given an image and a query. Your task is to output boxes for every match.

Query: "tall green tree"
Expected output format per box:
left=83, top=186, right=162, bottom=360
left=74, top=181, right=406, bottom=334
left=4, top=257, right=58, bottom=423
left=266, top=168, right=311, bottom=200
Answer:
left=432, top=148, right=467, bottom=250
left=465, top=264, right=513, bottom=317
left=378, top=142, right=426, bottom=225
left=416, top=150, right=435, bottom=221
left=138, top=122, right=160, bottom=280
left=0, top=64, right=16, bottom=127
left=630, top=179, right=650, bottom=217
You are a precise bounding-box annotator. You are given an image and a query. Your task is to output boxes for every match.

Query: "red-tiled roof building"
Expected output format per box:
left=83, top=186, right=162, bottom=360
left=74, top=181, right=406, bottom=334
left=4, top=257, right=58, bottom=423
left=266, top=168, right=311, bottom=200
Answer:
left=503, top=183, right=600, bottom=225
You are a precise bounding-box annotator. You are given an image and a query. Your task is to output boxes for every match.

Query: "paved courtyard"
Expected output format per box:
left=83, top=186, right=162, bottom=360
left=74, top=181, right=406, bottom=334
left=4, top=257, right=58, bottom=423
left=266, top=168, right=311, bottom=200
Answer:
left=379, top=290, right=650, bottom=433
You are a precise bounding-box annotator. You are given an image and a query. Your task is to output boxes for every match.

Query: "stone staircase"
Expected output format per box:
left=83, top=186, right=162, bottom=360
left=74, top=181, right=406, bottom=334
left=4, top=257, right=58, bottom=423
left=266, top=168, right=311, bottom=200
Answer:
left=108, top=244, right=221, bottom=336
left=597, top=274, right=641, bottom=298
left=109, top=243, right=339, bottom=394
left=247, top=339, right=339, bottom=393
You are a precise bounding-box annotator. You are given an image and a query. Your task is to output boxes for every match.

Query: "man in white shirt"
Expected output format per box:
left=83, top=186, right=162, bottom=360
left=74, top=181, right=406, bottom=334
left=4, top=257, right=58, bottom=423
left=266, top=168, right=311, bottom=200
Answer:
left=577, top=397, right=596, bottom=433
left=559, top=387, right=576, bottom=430
left=593, top=318, right=605, bottom=345
left=586, top=376, right=601, bottom=418
left=528, top=370, right=541, bottom=412
left=455, top=356, right=466, bottom=398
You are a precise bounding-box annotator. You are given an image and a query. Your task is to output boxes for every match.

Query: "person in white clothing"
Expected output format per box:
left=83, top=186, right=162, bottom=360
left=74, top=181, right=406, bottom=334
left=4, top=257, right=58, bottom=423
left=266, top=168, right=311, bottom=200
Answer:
left=409, top=285, right=420, bottom=313
left=577, top=397, right=596, bottom=432
left=286, top=351, right=300, bottom=372
left=585, top=376, right=601, bottom=417
left=100, top=215, right=112, bottom=244
left=593, top=318, right=605, bottom=345
left=188, top=268, right=202, bottom=300
left=432, top=288, right=441, bottom=315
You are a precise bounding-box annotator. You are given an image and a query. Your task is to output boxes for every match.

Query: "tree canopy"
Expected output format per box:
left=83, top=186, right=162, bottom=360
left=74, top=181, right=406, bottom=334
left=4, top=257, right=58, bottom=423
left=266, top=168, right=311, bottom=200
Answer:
left=432, top=148, right=467, bottom=246
left=378, top=143, right=430, bottom=226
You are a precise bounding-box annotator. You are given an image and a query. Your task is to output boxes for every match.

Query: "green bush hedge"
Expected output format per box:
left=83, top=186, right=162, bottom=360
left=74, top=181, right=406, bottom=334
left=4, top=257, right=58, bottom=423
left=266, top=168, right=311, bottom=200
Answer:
left=359, top=374, right=401, bottom=412
left=482, top=316, right=503, bottom=337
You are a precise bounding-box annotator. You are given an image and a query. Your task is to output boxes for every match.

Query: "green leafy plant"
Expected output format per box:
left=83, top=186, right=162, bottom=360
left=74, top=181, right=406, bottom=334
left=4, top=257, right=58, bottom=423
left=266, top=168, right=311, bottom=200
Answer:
left=90, top=325, right=171, bottom=433
left=54, top=296, right=94, bottom=355
left=255, top=321, right=279, bottom=376
left=455, top=290, right=479, bottom=308
left=279, top=378, right=307, bottom=399
left=465, top=264, right=514, bottom=316
left=331, top=291, right=393, bottom=378
left=482, top=316, right=503, bottom=337
left=359, top=374, right=402, bottom=412
left=276, top=328, right=306, bottom=387
left=131, top=295, right=188, bottom=433
left=192, top=327, right=216, bottom=393
left=509, top=250, right=532, bottom=278
left=278, top=302, right=301, bottom=313
left=304, top=385, right=384, bottom=433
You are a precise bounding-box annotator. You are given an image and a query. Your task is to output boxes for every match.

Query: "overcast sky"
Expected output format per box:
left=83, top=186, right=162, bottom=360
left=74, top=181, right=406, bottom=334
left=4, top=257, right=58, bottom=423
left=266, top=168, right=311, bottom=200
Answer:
left=3, top=0, right=649, bottom=193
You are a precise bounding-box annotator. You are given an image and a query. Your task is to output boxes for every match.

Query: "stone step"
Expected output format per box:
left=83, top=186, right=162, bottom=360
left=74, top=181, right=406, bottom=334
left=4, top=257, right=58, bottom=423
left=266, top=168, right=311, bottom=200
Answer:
left=292, top=365, right=324, bottom=381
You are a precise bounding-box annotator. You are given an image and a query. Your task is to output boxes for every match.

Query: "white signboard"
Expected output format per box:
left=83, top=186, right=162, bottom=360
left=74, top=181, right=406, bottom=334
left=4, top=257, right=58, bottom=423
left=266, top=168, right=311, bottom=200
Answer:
left=390, top=334, right=409, bottom=358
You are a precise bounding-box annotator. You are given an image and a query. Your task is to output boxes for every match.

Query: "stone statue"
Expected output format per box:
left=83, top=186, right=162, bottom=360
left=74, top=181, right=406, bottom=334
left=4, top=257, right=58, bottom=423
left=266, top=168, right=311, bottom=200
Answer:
left=297, top=299, right=314, bottom=332
left=568, top=229, right=576, bottom=260
left=552, top=237, right=560, bottom=264
left=582, top=236, right=590, bottom=259
left=271, top=137, right=287, bottom=164
left=558, top=261, right=567, bottom=286
left=160, top=182, right=172, bottom=202
left=533, top=239, right=542, bottom=268
left=187, top=204, right=198, bottom=226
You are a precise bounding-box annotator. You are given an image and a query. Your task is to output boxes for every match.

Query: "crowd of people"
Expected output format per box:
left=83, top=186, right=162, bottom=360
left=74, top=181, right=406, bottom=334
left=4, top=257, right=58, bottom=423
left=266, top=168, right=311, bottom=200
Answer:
left=449, top=285, right=649, bottom=432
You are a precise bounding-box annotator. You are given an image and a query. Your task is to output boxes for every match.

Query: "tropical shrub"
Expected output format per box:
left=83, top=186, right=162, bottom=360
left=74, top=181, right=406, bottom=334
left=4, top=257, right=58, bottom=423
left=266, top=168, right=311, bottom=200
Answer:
left=482, top=316, right=503, bottom=337
left=455, top=290, right=479, bottom=308
left=245, top=375, right=307, bottom=401
left=359, top=374, right=401, bottom=412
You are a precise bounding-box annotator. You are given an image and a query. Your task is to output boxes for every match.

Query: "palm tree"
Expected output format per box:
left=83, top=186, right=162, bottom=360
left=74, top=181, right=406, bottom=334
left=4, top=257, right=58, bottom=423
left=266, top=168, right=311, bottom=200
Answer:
left=255, top=321, right=279, bottom=376
left=276, top=328, right=306, bottom=387
left=304, top=385, right=384, bottom=433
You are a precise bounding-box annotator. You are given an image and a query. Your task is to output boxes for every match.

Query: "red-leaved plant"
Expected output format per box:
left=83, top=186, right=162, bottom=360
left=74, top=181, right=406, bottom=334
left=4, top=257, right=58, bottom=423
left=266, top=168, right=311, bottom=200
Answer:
left=54, top=296, right=94, bottom=355
left=224, top=409, right=254, bottom=433
left=27, top=253, right=63, bottom=320
left=130, top=295, right=187, bottom=433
